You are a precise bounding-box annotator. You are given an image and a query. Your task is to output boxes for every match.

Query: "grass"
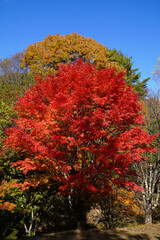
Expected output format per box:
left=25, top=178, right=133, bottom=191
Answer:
left=18, top=223, right=160, bottom=240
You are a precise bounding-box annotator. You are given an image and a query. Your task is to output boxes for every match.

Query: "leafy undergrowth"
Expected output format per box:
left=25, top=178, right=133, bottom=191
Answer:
left=18, top=224, right=160, bottom=240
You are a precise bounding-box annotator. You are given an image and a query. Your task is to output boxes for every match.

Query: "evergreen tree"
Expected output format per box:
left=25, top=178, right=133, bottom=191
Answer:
left=108, top=49, right=149, bottom=97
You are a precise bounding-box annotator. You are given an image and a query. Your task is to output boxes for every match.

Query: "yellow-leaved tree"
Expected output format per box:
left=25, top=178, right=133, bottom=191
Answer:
left=97, top=188, right=142, bottom=229
left=20, top=33, right=122, bottom=76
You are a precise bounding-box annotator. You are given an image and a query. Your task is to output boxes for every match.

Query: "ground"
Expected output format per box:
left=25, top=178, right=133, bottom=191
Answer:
left=18, top=224, right=160, bottom=240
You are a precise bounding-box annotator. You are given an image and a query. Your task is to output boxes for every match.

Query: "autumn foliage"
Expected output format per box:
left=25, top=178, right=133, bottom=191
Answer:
left=3, top=60, right=155, bottom=196
left=20, top=33, right=119, bottom=76
left=98, top=188, right=142, bottom=229
left=20, top=33, right=149, bottom=97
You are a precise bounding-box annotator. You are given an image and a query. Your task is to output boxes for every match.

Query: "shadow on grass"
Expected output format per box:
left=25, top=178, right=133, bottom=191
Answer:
left=19, top=229, right=152, bottom=240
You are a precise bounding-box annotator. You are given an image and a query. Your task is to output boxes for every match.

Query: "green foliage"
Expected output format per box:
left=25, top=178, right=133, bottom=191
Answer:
left=0, top=84, right=20, bottom=106
left=0, top=100, right=15, bottom=147
left=0, top=52, right=34, bottom=147
left=0, top=151, right=25, bottom=238
left=0, top=53, right=33, bottom=148
left=0, top=209, right=22, bottom=239
left=5, top=229, right=18, bottom=239
left=0, top=150, right=75, bottom=236
left=108, top=49, right=149, bottom=97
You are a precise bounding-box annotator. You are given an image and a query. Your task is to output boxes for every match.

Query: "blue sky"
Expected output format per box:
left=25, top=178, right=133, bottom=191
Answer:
left=0, top=0, right=160, bottom=91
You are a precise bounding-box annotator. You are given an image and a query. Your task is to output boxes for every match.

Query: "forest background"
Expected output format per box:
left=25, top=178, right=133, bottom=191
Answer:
left=0, top=0, right=160, bottom=239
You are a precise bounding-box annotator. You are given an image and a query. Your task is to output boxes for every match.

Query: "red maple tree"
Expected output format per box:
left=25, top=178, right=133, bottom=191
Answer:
left=3, top=60, right=155, bottom=228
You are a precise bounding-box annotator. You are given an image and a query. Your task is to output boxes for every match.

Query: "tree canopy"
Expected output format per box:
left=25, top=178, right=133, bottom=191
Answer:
left=0, top=52, right=28, bottom=86
left=20, top=33, right=110, bottom=75
left=20, top=33, right=148, bottom=96
left=3, top=60, right=155, bottom=227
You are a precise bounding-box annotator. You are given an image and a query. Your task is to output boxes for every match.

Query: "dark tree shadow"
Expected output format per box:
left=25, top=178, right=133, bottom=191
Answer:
left=79, top=229, right=151, bottom=240
left=18, top=229, right=152, bottom=240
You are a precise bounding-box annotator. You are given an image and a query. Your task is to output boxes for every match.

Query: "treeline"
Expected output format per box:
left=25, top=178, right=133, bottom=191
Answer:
left=0, top=33, right=159, bottom=239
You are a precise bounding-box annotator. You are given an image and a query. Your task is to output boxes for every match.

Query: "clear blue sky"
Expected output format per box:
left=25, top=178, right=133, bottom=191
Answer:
left=0, top=0, right=160, bottom=91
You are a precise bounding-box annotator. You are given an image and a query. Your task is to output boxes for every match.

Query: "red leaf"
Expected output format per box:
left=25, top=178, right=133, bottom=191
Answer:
left=3, top=59, right=155, bottom=197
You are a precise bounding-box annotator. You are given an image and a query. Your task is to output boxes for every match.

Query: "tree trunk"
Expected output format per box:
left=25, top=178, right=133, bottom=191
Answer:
left=71, top=191, right=90, bottom=230
left=77, top=207, right=87, bottom=230
left=145, top=208, right=152, bottom=224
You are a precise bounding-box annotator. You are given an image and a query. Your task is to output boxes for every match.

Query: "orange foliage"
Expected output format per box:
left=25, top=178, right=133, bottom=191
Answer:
left=3, top=60, right=156, bottom=199
left=20, top=33, right=122, bottom=76
left=0, top=201, right=16, bottom=213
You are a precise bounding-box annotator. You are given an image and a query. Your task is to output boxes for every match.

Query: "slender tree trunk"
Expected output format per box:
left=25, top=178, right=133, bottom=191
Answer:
left=145, top=208, right=152, bottom=224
